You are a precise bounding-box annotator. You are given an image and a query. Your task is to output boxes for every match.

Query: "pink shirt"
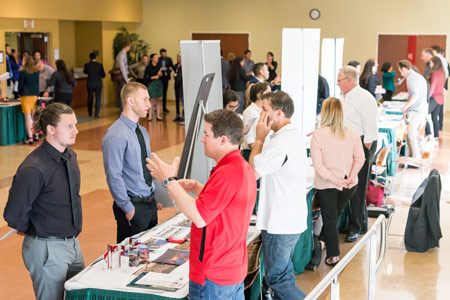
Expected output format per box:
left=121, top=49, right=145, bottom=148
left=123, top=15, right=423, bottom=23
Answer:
left=429, top=70, right=445, bottom=105
left=310, top=126, right=365, bottom=190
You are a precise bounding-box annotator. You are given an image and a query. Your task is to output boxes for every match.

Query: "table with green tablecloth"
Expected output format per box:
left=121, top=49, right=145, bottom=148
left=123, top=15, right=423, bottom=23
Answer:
left=65, top=189, right=315, bottom=300
left=0, top=102, right=27, bottom=146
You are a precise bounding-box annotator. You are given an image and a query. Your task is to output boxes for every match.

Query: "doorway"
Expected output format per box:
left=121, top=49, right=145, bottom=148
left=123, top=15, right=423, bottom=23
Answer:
left=191, top=33, right=249, bottom=62
left=377, top=34, right=446, bottom=92
left=5, top=32, right=50, bottom=60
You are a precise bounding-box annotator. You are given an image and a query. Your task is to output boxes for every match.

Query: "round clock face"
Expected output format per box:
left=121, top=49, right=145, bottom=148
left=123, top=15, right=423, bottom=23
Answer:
left=310, top=9, right=320, bottom=20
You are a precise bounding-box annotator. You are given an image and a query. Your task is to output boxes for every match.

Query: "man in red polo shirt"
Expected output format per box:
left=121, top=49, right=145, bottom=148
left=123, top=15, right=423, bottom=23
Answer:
left=147, top=109, right=256, bottom=300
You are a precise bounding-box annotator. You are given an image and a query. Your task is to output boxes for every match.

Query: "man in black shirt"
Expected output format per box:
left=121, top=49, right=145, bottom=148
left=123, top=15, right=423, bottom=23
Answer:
left=4, top=103, right=84, bottom=300
left=158, top=48, right=174, bottom=113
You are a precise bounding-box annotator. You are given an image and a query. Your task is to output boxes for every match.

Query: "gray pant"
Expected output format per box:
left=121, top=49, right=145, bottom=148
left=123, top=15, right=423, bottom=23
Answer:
left=405, top=111, right=426, bottom=159
left=22, top=235, right=85, bottom=300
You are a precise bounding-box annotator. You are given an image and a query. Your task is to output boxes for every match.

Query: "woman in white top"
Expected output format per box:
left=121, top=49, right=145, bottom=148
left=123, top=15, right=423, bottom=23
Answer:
left=241, top=82, right=270, bottom=161
left=310, top=97, right=365, bottom=266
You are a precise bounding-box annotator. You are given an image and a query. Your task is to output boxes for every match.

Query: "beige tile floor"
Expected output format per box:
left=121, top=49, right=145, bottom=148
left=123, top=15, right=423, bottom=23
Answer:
left=0, top=103, right=449, bottom=300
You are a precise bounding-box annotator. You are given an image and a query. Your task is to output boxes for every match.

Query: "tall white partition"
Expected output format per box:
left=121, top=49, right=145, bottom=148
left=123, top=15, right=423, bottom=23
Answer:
left=180, top=40, right=222, bottom=185
left=281, top=28, right=321, bottom=139
left=321, top=38, right=344, bottom=97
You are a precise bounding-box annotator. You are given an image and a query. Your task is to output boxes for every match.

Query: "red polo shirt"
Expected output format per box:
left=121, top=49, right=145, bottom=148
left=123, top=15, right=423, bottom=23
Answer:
left=189, top=150, right=257, bottom=286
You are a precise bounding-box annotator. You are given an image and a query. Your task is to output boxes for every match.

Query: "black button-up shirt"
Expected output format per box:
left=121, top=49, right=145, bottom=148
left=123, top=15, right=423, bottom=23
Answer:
left=4, top=139, right=82, bottom=237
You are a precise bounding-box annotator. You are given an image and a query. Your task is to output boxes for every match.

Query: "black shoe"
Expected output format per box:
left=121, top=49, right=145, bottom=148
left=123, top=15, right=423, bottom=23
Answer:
left=173, top=116, right=180, bottom=122
left=345, top=231, right=360, bottom=242
left=163, top=108, right=170, bottom=113
left=179, top=117, right=184, bottom=122
left=94, top=115, right=99, bottom=119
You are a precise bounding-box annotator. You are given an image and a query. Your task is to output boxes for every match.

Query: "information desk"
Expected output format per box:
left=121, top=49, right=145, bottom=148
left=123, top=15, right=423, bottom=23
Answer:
left=65, top=190, right=315, bottom=300
left=0, top=102, right=27, bottom=146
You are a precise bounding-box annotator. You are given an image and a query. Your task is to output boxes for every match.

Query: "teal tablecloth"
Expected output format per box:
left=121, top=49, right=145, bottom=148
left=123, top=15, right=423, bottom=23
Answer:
left=0, top=104, right=27, bottom=146
left=65, top=288, right=184, bottom=300
left=378, top=126, right=397, bottom=176
left=292, top=188, right=314, bottom=274
left=385, top=110, right=403, bottom=115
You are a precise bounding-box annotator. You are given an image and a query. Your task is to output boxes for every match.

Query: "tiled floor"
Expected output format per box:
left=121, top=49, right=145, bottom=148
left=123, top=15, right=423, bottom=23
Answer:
left=0, top=103, right=448, bottom=300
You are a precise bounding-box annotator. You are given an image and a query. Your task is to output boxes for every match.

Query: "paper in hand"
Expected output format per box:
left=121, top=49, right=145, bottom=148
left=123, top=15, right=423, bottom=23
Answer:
left=0, top=229, right=18, bottom=241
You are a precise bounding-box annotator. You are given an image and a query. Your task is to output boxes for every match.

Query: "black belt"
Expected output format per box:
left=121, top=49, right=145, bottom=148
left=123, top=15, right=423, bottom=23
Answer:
left=28, top=235, right=77, bottom=241
left=129, top=194, right=155, bottom=204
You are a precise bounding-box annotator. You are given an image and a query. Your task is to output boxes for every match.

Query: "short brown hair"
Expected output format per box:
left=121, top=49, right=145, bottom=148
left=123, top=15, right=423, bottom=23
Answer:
left=122, top=40, right=131, bottom=48
left=33, top=103, right=74, bottom=136
left=398, top=60, right=412, bottom=70
left=262, top=91, right=294, bottom=118
left=120, top=82, right=148, bottom=106
left=204, top=109, right=243, bottom=145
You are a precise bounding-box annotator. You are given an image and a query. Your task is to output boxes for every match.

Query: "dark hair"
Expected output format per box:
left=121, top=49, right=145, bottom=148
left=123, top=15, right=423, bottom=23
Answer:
left=33, top=50, right=41, bottom=56
left=33, top=103, right=74, bottom=136
left=262, top=91, right=294, bottom=118
left=56, top=59, right=74, bottom=85
left=253, top=62, right=265, bottom=76
left=89, top=52, right=96, bottom=60
left=227, top=56, right=244, bottom=83
left=150, top=53, right=158, bottom=60
left=5, top=44, right=10, bottom=48
left=398, top=60, right=412, bottom=70
left=122, top=41, right=130, bottom=48
left=359, top=59, right=376, bottom=88
left=428, top=56, right=445, bottom=81
left=223, top=90, right=240, bottom=108
left=431, top=45, right=442, bottom=53
left=204, top=109, right=243, bottom=145
left=347, top=60, right=360, bottom=68
left=381, top=62, right=392, bottom=73
left=267, top=52, right=274, bottom=58
left=244, top=49, right=252, bottom=55
left=250, top=82, right=269, bottom=103
left=160, top=48, right=167, bottom=54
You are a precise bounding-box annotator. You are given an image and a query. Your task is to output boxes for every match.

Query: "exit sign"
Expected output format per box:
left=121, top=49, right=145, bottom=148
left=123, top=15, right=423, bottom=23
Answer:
left=24, top=19, right=35, bottom=29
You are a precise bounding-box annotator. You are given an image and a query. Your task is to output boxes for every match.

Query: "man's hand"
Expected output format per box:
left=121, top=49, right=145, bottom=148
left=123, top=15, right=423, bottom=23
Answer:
left=156, top=203, right=163, bottom=210
left=178, top=179, right=198, bottom=193
left=255, top=111, right=273, bottom=142
left=146, top=154, right=179, bottom=182
left=364, top=142, right=372, bottom=150
left=43, top=91, right=49, bottom=97
left=126, top=209, right=135, bottom=222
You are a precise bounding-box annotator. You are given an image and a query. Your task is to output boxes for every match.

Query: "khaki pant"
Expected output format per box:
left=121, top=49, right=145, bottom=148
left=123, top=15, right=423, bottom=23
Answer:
left=405, top=111, right=426, bottom=159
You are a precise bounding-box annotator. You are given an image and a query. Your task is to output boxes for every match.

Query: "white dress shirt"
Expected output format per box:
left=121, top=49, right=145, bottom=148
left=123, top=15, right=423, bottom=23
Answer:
left=254, top=123, right=307, bottom=234
left=242, top=102, right=261, bottom=150
left=341, top=85, right=378, bottom=144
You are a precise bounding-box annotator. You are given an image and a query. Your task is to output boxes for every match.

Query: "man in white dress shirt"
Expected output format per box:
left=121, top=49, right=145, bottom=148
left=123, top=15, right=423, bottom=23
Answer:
left=337, top=66, right=378, bottom=242
left=249, top=91, right=307, bottom=299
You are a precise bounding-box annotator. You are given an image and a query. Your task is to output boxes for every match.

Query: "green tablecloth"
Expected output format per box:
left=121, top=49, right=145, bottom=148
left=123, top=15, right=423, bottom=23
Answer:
left=0, top=104, right=27, bottom=146
left=65, top=288, right=185, bottom=300
left=385, top=110, right=403, bottom=115
left=292, top=188, right=314, bottom=274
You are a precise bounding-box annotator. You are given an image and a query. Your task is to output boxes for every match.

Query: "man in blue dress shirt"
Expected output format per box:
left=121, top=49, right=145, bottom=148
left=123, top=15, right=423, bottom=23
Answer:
left=102, top=82, right=162, bottom=243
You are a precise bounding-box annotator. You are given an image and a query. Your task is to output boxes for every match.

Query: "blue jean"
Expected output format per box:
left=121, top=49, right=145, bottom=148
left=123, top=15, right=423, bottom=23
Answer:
left=189, top=279, right=244, bottom=300
left=261, top=230, right=306, bottom=300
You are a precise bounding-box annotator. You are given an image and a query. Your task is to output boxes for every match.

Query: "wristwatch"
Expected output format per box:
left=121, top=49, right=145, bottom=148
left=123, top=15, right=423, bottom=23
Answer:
left=162, top=176, right=177, bottom=188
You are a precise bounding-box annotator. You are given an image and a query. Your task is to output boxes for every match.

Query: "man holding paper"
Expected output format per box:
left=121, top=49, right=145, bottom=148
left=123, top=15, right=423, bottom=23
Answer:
left=147, top=109, right=256, bottom=300
left=4, top=103, right=85, bottom=300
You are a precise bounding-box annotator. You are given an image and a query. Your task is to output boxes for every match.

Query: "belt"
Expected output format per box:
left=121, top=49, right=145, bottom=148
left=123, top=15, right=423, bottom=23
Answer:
left=28, top=235, right=77, bottom=241
left=129, top=194, right=155, bottom=204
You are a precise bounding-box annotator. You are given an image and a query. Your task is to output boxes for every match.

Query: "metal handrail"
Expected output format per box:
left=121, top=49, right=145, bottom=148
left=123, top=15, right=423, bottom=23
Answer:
left=305, top=214, right=386, bottom=300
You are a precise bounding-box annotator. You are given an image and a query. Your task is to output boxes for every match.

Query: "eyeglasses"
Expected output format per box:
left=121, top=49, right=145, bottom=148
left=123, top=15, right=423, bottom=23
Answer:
left=226, top=104, right=240, bottom=111
left=337, top=77, right=349, bottom=83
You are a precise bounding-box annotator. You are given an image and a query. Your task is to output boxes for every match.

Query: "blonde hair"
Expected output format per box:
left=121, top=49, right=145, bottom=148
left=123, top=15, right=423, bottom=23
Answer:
left=245, top=83, right=255, bottom=107
left=24, top=56, right=36, bottom=74
left=120, top=82, right=148, bottom=106
left=320, top=97, right=345, bottom=139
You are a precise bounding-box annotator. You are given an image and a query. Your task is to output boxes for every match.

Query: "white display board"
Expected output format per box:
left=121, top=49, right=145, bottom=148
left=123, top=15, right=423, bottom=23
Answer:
left=180, top=40, right=222, bottom=185
left=321, top=38, right=344, bottom=97
left=281, top=28, right=321, bottom=139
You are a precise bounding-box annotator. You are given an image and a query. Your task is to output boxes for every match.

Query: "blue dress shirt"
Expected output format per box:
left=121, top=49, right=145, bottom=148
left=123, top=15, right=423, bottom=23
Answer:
left=102, top=114, right=154, bottom=214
